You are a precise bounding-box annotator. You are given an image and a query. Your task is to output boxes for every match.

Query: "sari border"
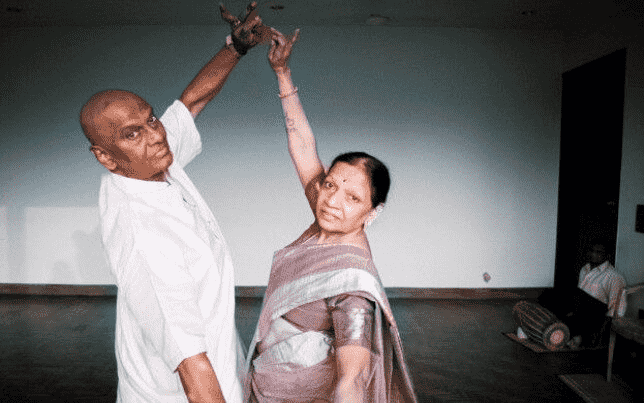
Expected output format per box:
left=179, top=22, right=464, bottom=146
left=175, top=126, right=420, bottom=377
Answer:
left=263, top=268, right=390, bottom=328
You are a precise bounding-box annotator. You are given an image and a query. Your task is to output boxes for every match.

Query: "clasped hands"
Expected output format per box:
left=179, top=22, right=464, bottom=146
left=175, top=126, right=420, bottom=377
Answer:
left=220, top=1, right=268, bottom=55
left=220, top=1, right=299, bottom=70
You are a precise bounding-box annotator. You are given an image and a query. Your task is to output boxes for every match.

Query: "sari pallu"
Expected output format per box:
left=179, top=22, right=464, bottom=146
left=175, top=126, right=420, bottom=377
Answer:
left=244, top=241, right=418, bottom=403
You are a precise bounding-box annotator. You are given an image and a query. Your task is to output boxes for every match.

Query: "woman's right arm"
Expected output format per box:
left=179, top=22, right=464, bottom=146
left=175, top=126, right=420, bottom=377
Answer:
left=330, top=294, right=375, bottom=402
left=269, top=29, right=325, bottom=213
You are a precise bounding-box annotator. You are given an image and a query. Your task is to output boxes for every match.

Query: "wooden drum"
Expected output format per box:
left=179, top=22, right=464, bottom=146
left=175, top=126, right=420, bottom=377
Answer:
left=512, top=300, right=570, bottom=349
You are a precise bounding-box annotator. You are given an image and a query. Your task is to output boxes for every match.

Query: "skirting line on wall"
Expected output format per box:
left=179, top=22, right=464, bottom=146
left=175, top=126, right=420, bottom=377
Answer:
left=0, top=283, right=546, bottom=299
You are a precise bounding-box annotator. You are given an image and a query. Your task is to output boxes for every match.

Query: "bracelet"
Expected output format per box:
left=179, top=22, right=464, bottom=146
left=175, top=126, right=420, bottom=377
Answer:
left=279, top=87, right=299, bottom=99
left=225, top=35, right=244, bottom=58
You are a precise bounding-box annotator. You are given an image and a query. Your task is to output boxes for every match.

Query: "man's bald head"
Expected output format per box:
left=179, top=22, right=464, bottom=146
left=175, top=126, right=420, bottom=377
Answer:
left=80, top=90, right=147, bottom=146
left=80, top=90, right=172, bottom=181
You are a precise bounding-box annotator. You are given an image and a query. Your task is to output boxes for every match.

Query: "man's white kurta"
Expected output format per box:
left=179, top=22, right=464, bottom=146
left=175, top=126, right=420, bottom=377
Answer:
left=578, top=260, right=627, bottom=318
left=99, top=100, right=245, bottom=402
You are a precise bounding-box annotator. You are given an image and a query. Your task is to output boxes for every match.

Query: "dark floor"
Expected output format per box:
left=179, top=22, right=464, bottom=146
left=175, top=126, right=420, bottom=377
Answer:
left=0, top=294, right=641, bottom=402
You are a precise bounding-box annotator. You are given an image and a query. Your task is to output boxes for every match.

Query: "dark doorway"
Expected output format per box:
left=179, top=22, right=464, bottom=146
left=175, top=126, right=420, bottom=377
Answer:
left=554, top=48, right=627, bottom=288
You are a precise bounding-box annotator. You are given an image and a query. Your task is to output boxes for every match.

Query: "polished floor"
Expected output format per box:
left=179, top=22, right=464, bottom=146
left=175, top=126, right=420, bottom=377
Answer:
left=0, top=294, right=641, bottom=402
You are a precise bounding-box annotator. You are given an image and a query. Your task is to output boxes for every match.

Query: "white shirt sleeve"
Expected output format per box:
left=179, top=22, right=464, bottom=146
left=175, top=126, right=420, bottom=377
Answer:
left=121, top=223, right=210, bottom=372
left=161, top=100, right=202, bottom=168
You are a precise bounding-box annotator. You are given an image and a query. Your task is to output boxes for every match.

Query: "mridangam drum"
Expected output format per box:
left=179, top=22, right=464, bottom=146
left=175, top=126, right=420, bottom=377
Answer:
left=512, top=300, right=570, bottom=349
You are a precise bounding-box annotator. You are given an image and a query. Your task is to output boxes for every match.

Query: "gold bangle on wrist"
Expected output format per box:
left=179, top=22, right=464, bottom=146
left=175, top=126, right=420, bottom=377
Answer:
left=279, top=87, right=298, bottom=99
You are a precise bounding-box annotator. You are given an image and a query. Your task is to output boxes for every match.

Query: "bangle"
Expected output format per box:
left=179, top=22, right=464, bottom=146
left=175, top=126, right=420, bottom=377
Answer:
left=279, top=87, right=299, bottom=99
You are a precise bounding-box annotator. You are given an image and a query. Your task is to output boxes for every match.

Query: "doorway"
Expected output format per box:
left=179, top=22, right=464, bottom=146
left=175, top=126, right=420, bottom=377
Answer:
left=553, top=48, right=627, bottom=288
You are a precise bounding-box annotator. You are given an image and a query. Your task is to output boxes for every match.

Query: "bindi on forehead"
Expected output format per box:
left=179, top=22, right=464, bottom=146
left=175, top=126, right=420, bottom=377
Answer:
left=330, top=167, right=367, bottom=184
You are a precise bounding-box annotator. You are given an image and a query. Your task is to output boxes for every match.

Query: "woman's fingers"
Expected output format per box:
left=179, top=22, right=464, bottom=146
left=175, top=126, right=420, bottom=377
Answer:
left=269, top=27, right=300, bottom=69
left=273, top=28, right=287, bottom=46
left=269, top=36, right=278, bottom=59
left=290, top=29, right=300, bottom=44
left=268, top=31, right=285, bottom=64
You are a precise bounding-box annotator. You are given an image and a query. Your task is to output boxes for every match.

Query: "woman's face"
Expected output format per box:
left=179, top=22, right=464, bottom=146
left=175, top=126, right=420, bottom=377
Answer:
left=315, top=162, right=374, bottom=236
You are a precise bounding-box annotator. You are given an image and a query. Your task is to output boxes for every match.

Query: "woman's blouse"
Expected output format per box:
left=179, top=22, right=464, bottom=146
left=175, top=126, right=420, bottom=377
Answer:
left=282, top=293, right=374, bottom=350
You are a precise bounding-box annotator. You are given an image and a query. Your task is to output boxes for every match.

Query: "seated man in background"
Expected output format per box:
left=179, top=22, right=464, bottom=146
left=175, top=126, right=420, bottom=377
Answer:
left=515, top=240, right=626, bottom=349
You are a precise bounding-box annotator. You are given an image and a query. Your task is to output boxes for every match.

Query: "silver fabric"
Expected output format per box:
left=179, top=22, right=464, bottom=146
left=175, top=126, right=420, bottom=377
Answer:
left=347, top=307, right=368, bottom=341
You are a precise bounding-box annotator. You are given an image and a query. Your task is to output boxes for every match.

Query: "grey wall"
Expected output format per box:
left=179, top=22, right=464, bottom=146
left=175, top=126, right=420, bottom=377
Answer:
left=1, top=25, right=564, bottom=287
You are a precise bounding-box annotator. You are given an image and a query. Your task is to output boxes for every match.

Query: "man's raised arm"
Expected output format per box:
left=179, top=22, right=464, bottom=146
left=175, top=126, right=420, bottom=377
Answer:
left=180, top=1, right=269, bottom=119
left=175, top=6, right=270, bottom=401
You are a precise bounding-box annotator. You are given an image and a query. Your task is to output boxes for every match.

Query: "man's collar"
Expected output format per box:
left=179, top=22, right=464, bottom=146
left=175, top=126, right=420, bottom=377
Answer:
left=109, top=171, right=171, bottom=194
left=589, top=260, right=610, bottom=272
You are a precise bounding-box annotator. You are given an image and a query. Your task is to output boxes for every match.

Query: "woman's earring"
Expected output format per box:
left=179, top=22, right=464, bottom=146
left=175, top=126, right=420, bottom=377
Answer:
left=365, top=204, right=384, bottom=228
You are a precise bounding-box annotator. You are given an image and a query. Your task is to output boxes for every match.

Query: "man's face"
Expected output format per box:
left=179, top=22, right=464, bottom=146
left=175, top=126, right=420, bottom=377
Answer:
left=587, top=244, right=607, bottom=268
left=92, top=96, right=173, bottom=181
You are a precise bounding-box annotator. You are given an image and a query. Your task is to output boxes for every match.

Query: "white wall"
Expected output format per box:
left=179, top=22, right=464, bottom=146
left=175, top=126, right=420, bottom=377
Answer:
left=0, top=25, right=564, bottom=287
left=618, top=83, right=644, bottom=315
left=0, top=207, right=8, bottom=280
left=23, top=207, right=114, bottom=284
left=618, top=37, right=644, bottom=315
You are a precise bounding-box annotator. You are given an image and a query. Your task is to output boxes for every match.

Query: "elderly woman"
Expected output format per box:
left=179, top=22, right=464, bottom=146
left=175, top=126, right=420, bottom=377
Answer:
left=242, top=29, right=417, bottom=403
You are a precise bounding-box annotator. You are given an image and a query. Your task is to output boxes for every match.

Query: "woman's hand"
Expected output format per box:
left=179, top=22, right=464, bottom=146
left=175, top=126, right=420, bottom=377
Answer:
left=268, top=27, right=300, bottom=73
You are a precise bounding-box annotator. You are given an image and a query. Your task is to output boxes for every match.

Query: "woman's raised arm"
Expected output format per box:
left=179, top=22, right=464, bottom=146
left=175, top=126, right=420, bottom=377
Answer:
left=269, top=29, right=324, bottom=213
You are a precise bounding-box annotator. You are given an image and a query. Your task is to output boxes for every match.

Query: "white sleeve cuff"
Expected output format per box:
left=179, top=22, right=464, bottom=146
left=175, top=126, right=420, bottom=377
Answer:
left=166, top=328, right=208, bottom=371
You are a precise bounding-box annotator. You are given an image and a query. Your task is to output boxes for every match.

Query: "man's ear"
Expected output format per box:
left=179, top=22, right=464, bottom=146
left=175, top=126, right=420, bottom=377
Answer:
left=90, top=145, right=118, bottom=172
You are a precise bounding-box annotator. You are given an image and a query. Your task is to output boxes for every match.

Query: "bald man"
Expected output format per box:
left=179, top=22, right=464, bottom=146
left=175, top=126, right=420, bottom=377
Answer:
left=80, top=3, right=269, bottom=402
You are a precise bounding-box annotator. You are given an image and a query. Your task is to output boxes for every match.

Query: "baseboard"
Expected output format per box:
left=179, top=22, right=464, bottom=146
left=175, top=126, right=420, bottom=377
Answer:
left=0, top=284, right=118, bottom=296
left=236, top=286, right=547, bottom=299
left=384, top=287, right=546, bottom=299
left=0, top=283, right=547, bottom=299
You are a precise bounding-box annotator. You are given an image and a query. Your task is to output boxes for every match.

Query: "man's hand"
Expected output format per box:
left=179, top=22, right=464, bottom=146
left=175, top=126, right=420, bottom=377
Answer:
left=268, top=27, right=300, bottom=73
left=220, top=2, right=270, bottom=55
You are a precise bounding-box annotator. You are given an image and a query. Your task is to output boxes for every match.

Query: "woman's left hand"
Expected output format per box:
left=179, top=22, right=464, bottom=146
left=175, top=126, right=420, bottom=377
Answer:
left=268, top=27, right=300, bottom=73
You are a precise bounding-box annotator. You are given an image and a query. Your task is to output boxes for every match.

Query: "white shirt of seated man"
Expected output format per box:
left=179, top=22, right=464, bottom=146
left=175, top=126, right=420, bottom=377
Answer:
left=577, top=243, right=627, bottom=318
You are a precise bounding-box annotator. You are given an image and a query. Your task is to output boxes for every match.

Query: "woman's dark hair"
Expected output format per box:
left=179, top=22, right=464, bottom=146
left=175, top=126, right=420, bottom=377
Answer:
left=329, top=152, right=390, bottom=208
